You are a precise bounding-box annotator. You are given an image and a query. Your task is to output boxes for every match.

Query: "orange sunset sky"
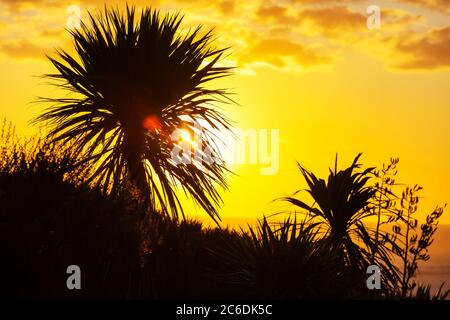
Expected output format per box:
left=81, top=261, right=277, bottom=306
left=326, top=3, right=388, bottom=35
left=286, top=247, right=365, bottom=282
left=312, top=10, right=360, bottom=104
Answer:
left=0, top=0, right=449, bottom=230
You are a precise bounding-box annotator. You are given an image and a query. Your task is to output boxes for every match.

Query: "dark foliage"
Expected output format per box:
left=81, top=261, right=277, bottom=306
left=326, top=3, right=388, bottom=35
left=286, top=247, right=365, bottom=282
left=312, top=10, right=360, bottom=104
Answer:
left=33, top=5, right=233, bottom=222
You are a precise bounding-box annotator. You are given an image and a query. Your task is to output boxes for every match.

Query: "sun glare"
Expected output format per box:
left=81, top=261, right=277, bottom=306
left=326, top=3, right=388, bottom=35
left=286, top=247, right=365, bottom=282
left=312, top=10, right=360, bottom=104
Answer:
left=142, top=114, right=163, bottom=133
left=180, top=130, right=192, bottom=142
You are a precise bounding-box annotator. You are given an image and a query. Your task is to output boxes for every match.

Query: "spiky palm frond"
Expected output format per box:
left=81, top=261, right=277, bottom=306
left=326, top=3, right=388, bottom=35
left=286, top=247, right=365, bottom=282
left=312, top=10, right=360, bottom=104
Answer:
left=34, top=6, right=234, bottom=222
left=282, top=154, right=377, bottom=269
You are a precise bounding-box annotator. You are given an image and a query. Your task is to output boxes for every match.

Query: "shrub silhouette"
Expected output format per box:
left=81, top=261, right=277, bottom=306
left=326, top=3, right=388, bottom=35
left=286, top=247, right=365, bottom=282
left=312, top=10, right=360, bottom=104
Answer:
left=212, top=217, right=372, bottom=299
left=1, top=121, right=447, bottom=299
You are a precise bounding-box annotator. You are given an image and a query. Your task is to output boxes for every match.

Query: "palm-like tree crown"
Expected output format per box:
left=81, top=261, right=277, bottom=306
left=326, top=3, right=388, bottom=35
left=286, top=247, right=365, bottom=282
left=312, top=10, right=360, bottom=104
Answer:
left=283, top=154, right=377, bottom=268
left=34, top=6, right=233, bottom=222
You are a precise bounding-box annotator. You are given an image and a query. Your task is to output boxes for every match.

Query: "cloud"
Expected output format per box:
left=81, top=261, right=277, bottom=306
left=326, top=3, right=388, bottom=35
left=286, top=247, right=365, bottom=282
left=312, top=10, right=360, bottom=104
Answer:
left=296, top=5, right=425, bottom=43
left=395, top=0, right=450, bottom=11
left=0, top=0, right=61, bottom=13
left=218, top=0, right=235, bottom=15
left=290, top=0, right=365, bottom=3
left=0, top=0, right=445, bottom=73
left=40, top=29, right=64, bottom=38
left=382, top=8, right=424, bottom=28
left=299, top=6, right=366, bottom=36
left=257, top=5, right=287, bottom=19
left=240, top=38, right=330, bottom=70
left=390, top=26, right=450, bottom=69
left=256, top=5, right=287, bottom=19
left=0, top=39, right=45, bottom=59
left=256, top=4, right=298, bottom=25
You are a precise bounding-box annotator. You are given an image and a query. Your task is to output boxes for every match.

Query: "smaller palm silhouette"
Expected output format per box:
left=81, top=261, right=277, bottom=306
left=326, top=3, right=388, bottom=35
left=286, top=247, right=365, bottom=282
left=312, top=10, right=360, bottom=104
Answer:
left=34, top=6, right=233, bottom=222
left=282, top=154, right=377, bottom=269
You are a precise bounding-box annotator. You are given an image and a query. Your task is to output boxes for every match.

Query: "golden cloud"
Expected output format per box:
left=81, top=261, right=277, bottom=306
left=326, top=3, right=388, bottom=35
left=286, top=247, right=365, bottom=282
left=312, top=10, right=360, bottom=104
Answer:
left=40, top=29, right=64, bottom=38
left=0, top=0, right=446, bottom=73
left=218, top=0, right=235, bottom=15
left=290, top=0, right=366, bottom=3
left=0, top=39, right=45, bottom=59
left=0, top=0, right=61, bottom=12
left=299, top=6, right=366, bottom=36
left=395, top=0, right=450, bottom=11
left=382, top=8, right=424, bottom=28
left=240, top=38, right=330, bottom=69
left=391, top=26, right=450, bottom=69
left=257, top=5, right=287, bottom=19
left=256, top=4, right=298, bottom=25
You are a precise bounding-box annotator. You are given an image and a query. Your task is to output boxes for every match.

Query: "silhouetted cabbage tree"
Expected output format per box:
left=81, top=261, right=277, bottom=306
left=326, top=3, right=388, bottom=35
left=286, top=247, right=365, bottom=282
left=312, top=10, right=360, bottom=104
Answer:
left=34, top=6, right=232, bottom=222
left=282, top=154, right=382, bottom=271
